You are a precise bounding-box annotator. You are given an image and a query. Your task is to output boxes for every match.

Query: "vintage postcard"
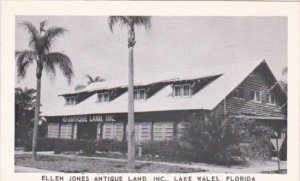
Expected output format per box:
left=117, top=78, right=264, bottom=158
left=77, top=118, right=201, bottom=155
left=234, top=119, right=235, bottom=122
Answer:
left=1, top=1, right=299, bottom=181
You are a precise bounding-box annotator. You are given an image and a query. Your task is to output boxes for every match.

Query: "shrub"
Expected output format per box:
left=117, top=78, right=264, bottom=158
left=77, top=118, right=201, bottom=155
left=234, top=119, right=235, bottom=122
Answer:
left=23, top=137, right=58, bottom=152
left=53, top=139, right=96, bottom=154
left=239, top=121, right=273, bottom=160
left=96, top=139, right=127, bottom=154
left=186, top=109, right=275, bottom=165
left=139, top=140, right=196, bottom=161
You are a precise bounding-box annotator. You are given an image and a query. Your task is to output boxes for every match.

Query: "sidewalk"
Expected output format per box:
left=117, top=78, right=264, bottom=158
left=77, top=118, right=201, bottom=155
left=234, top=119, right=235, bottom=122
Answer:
left=17, top=151, right=286, bottom=173
left=15, top=166, right=60, bottom=173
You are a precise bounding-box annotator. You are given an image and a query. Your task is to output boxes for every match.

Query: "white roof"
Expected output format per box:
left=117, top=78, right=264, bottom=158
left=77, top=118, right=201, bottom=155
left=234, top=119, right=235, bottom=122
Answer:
left=42, top=59, right=269, bottom=117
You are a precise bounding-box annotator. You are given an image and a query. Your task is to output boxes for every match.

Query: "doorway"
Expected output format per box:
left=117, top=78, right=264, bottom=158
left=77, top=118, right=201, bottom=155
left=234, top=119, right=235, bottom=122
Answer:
left=77, top=122, right=97, bottom=140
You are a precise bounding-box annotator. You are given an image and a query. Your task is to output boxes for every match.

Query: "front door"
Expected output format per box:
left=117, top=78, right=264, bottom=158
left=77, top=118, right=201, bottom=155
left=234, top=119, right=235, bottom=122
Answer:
left=77, top=122, right=97, bottom=140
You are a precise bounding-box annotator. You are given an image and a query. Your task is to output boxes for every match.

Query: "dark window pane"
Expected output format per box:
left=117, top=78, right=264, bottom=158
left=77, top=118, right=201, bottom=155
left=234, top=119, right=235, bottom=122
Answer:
left=140, top=89, right=145, bottom=99
left=250, top=91, right=255, bottom=100
left=134, top=90, right=138, bottom=100
left=183, top=85, right=190, bottom=96
left=174, top=85, right=181, bottom=96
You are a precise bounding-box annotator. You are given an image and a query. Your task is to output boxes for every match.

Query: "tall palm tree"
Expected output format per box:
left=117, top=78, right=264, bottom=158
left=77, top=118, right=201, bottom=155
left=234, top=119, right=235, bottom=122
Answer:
left=74, top=74, right=105, bottom=91
left=15, top=20, right=74, bottom=160
left=108, top=16, right=151, bottom=168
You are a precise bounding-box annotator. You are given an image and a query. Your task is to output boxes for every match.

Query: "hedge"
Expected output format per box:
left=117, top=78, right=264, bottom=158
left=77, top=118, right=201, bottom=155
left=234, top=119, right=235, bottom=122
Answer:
left=23, top=137, right=58, bottom=152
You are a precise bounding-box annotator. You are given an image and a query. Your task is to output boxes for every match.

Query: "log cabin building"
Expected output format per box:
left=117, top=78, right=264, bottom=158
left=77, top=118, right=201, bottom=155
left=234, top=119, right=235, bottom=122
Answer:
left=42, top=60, right=287, bottom=143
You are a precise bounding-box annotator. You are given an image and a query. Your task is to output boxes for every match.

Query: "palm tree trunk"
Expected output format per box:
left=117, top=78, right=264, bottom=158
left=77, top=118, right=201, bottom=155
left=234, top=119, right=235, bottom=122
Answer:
left=127, top=45, right=135, bottom=169
left=32, top=75, right=41, bottom=160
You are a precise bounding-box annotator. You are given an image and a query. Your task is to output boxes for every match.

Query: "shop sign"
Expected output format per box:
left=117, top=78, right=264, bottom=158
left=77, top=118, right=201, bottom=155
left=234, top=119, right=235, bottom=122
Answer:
left=62, top=115, right=116, bottom=123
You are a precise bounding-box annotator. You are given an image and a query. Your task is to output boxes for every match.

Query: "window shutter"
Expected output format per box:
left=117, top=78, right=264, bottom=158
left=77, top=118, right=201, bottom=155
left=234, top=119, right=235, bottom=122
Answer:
left=154, top=122, right=174, bottom=140
left=48, top=123, right=60, bottom=138
left=139, top=122, right=151, bottom=141
left=60, top=123, right=73, bottom=139
left=164, top=122, right=174, bottom=140
left=103, top=123, right=113, bottom=139
left=114, top=123, right=124, bottom=141
left=153, top=123, right=163, bottom=140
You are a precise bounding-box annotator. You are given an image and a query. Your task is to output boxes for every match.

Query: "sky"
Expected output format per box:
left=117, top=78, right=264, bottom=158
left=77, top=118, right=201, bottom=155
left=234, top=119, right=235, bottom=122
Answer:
left=15, top=16, right=287, bottom=111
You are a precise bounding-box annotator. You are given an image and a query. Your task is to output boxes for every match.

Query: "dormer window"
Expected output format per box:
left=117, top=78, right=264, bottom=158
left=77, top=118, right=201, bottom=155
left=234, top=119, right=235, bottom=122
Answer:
left=267, top=94, right=276, bottom=105
left=174, top=85, right=181, bottom=97
left=65, top=96, right=76, bottom=105
left=250, top=91, right=261, bottom=102
left=183, top=84, right=191, bottom=97
left=232, top=88, right=244, bottom=99
left=98, top=92, right=110, bottom=102
left=173, top=84, right=191, bottom=97
left=134, top=89, right=146, bottom=100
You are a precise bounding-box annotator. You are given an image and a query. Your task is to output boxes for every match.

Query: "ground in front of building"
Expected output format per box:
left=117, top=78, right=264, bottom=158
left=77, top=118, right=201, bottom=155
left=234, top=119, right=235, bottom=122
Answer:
left=15, top=154, right=206, bottom=173
left=15, top=152, right=286, bottom=173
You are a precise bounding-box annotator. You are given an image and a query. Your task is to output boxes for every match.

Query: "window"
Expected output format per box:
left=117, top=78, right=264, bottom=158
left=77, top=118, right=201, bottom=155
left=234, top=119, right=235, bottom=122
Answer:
left=98, top=93, right=103, bottom=102
left=232, top=88, right=244, bottom=98
left=138, top=122, right=151, bottom=141
left=98, top=92, right=110, bottom=102
left=153, top=122, right=174, bottom=141
left=103, top=123, right=113, bottom=139
left=173, top=84, right=191, bottom=97
left=134, top=90, right=138, bottom=100
left=48, top=123, right=60, bottom=138
left=134, top=89, right=146, bottom=100
left=103, top=123, right=124, bottom=141
left=131, top=122, right=151, bottom=142
left=114, top=123, right=124, bottom=141
left=183, top=84, right=191, bottom=97
left=153, top=123, right=163, bottom=140
left=65, top=96, right=76, bottom=105
left=267, top=94, right=276, bottom=105
left=104, top=93, right=109, bottom=102
left=250, top=91, right=261, bottom=102
left=139, top=89, right=146, bottom=100
left=174, top=85, right=181, bottom=97
left=177, top=122, right=190, bottom=140
left=60, top=123, right=73, bottom=139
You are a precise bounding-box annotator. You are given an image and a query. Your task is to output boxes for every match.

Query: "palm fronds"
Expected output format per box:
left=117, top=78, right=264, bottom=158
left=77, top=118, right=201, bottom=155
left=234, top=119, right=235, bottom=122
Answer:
left=43, top=26, right=67, bottom=51
left=108, top=16, right=152, bottom=32
left=85, top=74, right=105, bottom=85
left=15, top=50, right=35, bottom=79
left=45, top=52, right=74, bottom=84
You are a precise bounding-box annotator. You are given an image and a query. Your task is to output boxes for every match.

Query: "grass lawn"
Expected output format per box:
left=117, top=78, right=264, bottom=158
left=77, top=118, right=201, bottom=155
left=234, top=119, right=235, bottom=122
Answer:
left=15, top=154, right=206, bottom=173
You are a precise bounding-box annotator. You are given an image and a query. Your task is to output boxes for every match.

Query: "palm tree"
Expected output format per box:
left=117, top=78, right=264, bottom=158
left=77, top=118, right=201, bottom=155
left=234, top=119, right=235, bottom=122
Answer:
left=108, top=16, right=151, bottom=168
left=74, top=74, right=105, bottom=91
left=15, top=20, right=74, bottom=160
